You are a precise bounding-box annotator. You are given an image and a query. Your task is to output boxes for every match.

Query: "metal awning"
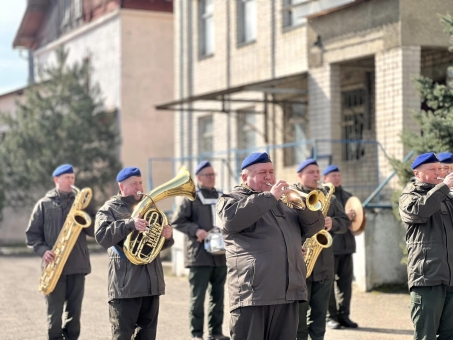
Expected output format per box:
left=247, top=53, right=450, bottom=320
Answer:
left=155, top=73, right=308, bottom=114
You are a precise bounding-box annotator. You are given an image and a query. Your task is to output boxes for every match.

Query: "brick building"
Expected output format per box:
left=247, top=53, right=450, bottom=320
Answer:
left=159, top=0, right=453, bottom=288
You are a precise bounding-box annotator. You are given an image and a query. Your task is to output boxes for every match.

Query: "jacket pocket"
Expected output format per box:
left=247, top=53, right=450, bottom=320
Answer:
left=243, top=258, right=256, bottom=292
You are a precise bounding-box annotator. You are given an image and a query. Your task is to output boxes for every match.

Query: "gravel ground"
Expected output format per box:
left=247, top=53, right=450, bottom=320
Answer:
left=0, top=252, right=413, bottom=340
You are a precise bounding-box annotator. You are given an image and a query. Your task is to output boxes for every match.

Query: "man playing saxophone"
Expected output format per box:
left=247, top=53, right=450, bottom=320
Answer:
left=95, top=167, right=173, bottom=340
left=216, top=152, right=324, bottom=340
left=25, top=164, right=95, bottom=340
left=295, top=159, right=349, bottom=340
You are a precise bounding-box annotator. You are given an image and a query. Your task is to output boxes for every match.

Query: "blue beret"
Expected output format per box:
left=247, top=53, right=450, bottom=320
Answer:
left=241, top=152, right=272, bottom=170
left=438, top=152, right=453, bottom=164
left=195, top=161, right=212, bottom=175
left=117, top=167, right=141, bottom=182
left=52, top=164, right=74, bottom=177
left=411, top=152, right=439, bottom=170
left=297, top=158, right=318, bottom=173
left=323, top=164, right=340, bottom=176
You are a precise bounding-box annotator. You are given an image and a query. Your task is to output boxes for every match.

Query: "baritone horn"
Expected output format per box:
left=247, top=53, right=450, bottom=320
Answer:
left=266, top=182, right=321, bottom=211
left=123, top=166, right=196, bottom=265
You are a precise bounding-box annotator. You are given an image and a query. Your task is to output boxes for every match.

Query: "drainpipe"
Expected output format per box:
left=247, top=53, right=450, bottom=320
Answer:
left=179, top=0, right=184, bottom=168
left=28, top=50, right=35, bottom=84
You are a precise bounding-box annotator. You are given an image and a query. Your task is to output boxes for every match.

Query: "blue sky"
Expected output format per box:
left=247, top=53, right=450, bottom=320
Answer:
left=0, top=1, right=27, bottom=94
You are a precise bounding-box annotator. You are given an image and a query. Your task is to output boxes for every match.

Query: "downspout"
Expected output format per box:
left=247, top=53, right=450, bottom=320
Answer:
left=179, top=0, right=184, bottom=167
left=187, top=0, right=193, bottom=172
left=28, top=50, right=35, bottom=84
left=226, top=0, right=231, bottom=189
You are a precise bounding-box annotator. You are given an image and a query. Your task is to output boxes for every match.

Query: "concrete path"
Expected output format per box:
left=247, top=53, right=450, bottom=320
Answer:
left=0, top=253, right=413, bottom=340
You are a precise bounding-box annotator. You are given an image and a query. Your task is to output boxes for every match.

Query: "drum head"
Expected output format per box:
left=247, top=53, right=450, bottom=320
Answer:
left=345, top=196, right=364, bottom=232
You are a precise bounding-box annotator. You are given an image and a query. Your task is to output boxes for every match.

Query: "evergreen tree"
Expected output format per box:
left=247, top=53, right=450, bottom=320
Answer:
left=0, top=47, right=122, bottom=215
left=392, top=14, right=453, bottom=191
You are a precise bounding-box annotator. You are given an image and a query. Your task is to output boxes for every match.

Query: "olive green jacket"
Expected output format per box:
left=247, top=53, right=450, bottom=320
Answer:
left=25, top=189, right=95, bottom=276
left=95, top=195, right=174, bottom=301
left=399, top=179, right=453, bottom=289
left=216, top=185, right=324, bottom=311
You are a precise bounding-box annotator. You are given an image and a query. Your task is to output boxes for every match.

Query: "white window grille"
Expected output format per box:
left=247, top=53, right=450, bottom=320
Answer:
left=199, top=0, right=214, bottom=56
left=237, top=110, right=257, bottom=150
left=198, top=116, right=214, bottom=155
left=284, top=103, right=309, bottom=166
left=237, top=0, right=257, bottom=44
left=282, top=0, right=309, bottom=28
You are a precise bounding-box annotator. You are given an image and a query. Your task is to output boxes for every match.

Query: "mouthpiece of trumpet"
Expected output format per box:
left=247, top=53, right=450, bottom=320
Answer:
left=437, top=177, right=445, bottom=180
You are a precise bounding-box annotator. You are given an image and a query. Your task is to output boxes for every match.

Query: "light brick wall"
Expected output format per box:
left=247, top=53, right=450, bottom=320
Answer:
left=375, top=46, right=421, bottom=185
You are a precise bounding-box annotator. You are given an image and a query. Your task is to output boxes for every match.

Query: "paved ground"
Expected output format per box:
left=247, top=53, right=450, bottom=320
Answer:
left=1, top=252, right=414, bottom=340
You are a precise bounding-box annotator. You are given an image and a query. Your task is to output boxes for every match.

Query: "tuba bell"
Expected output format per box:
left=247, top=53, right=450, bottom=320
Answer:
left=123, top=166, right=196, bottom=265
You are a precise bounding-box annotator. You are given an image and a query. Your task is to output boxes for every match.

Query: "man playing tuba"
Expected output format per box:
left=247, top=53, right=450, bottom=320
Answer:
left=95, top=167, right=173, bottom=340
left=294, top=159, right=349, bottom=340
left=26, top=164, right=95, bottom=340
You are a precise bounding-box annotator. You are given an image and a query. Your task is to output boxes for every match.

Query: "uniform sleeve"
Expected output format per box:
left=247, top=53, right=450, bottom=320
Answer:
left=162, top=237, right=175, bottom=250
left=296, top=209, right=325, bottom=239
left=399, top=183, right=449, bottom=224
left=329, top=197, right=349, bottom=234
left=95, top=204, right=136, bottom=249
left=170, top=198, right=199, bottom=237
left=216, top=192, right=279, bottom=233
left=25, top=201, right=50, bottom=257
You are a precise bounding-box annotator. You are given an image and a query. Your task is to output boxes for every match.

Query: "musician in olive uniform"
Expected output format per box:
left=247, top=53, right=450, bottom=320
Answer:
left=26, top=164, right=95, bottom=340
left=171, top=161, right=229, bottom=340
left=217, top=152, right=325, bottom=340
left=323, top=165, right=359, bottom=329
left=438, top=152, right=453, bottom=178
left=295, top=159, right=349, bottom=340
left=95, top=167, right=173, bottom=340
left=399, top=153, right=453, bottom=340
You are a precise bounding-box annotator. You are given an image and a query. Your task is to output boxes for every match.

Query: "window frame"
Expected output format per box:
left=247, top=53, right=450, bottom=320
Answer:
left=198, top=0, right=215, bottom=58
left=237, top=0, right=257, bottom=47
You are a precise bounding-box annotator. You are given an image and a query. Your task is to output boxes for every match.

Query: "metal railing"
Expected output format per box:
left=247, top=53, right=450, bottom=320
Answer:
left=148, top=139, right=405, bottom=209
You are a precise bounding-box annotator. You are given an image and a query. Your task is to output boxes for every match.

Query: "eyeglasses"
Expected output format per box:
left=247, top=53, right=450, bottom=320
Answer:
left=199, top=173, right=216, bottom=178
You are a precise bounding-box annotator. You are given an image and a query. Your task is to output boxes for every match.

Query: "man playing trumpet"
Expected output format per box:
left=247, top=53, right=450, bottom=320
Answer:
left=294, top=159, right=349, bottom=340
left=216, top=152, right=324, bottom=340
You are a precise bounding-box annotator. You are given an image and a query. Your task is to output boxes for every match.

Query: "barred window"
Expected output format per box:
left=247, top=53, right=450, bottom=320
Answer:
left=342, top=89, right=367, bottom=161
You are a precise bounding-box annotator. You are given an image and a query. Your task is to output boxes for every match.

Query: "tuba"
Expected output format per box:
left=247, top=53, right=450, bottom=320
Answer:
left=123, top=166, right=196, bottom=265
left=39, top=186, right=92, bottom=295
left=304, top=183, right=335, bottom=278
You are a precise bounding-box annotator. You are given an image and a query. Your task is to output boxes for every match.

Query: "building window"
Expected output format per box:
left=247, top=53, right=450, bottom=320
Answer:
left=198, top=116, right=214, bottom=155
left=237, top=110, right=257, bottom=150
left=61, top=0, right=83, bottom=32
left=342, top=89, right=367, bottom=161
left=199, top=0, right=214, bottom=56
left=237, top=0, right=256, bottom=45
left=282, top=0, right=309, bottom=28
left=283, top=103, right=309, bottom=166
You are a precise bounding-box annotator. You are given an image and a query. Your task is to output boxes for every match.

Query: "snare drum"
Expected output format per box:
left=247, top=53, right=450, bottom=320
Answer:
left=204, top=229, right=226, bottom=255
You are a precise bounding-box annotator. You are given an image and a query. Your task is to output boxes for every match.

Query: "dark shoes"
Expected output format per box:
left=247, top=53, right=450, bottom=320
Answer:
left=327, top=319, right=341, bottom=329
left=338, top=317, right=359, bottom=328
left=206, top=335, right=230, bottom=340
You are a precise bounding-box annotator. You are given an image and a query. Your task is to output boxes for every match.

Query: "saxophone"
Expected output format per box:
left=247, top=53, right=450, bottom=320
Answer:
left=303, top=183, right=335, bottom=278
left=39, top=186, right=92, bottom=295
left=123, top=166, right=196, bottom=265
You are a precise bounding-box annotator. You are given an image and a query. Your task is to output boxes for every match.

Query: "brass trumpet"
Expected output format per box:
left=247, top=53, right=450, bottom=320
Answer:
left=266, top=182, right=321, bottom=211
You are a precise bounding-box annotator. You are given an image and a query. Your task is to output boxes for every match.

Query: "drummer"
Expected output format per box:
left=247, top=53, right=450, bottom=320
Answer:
left=171, top=161, right=229, bottom=340
left=323, top=165, right=360, bottom=329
